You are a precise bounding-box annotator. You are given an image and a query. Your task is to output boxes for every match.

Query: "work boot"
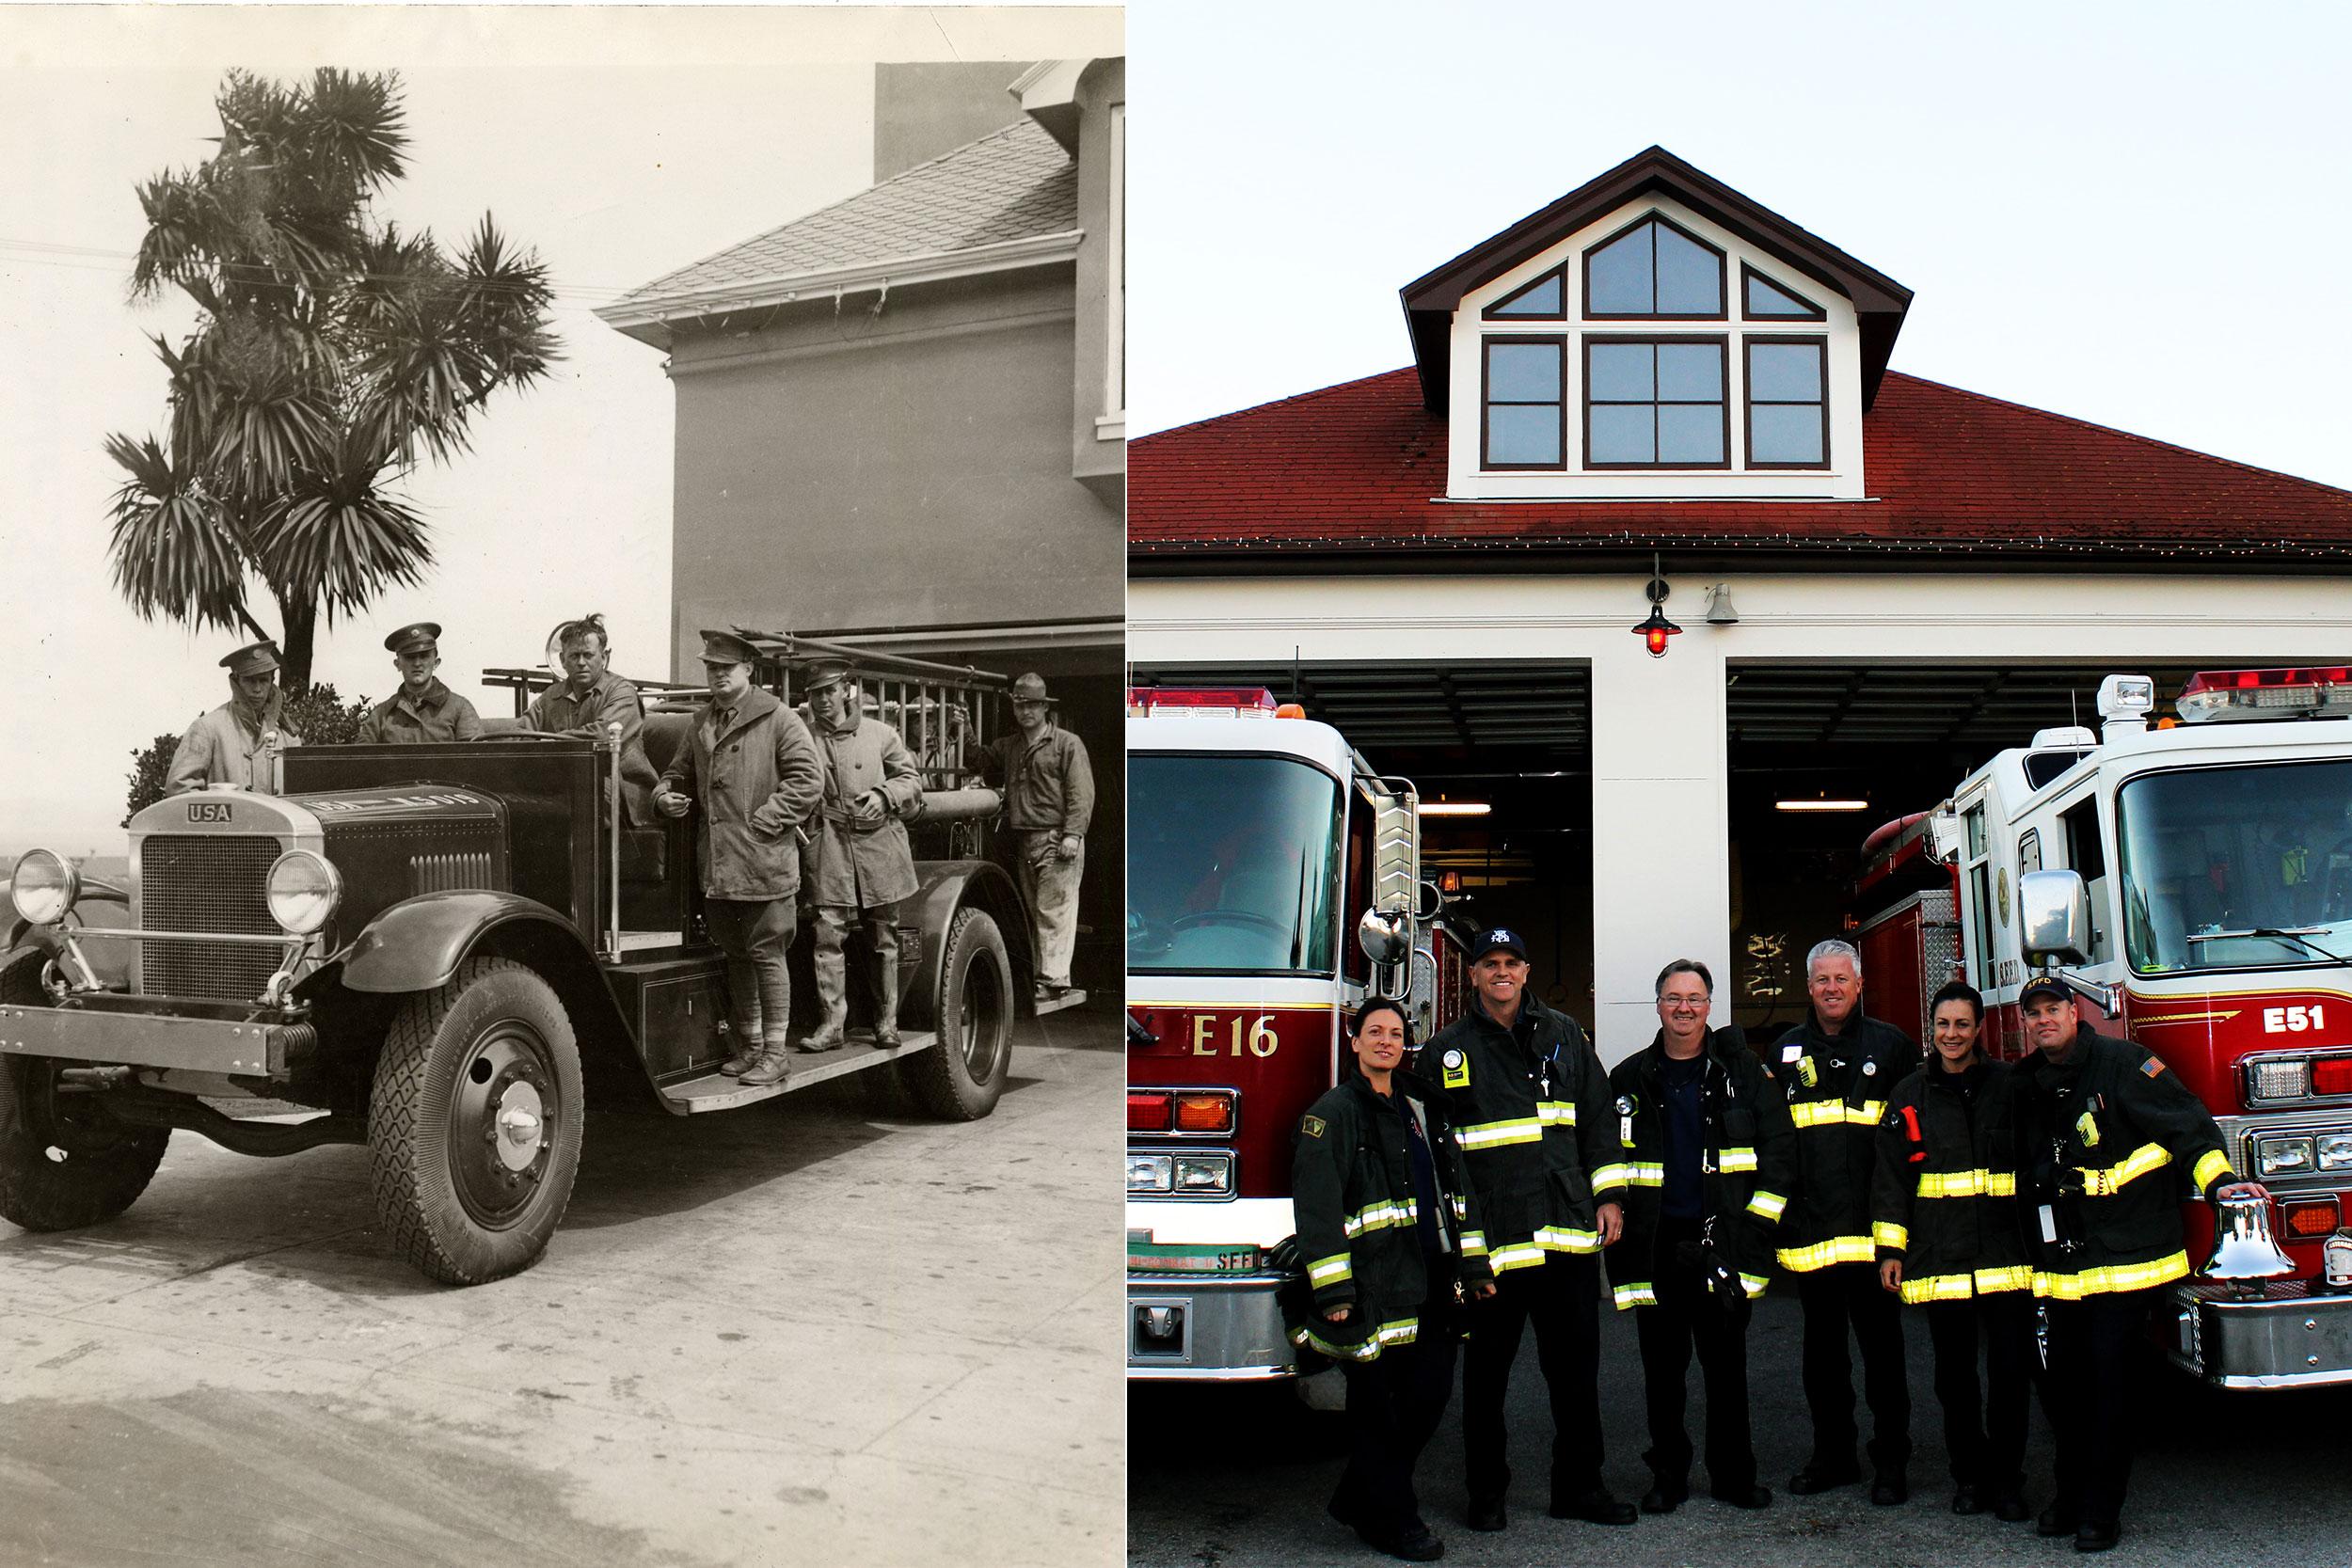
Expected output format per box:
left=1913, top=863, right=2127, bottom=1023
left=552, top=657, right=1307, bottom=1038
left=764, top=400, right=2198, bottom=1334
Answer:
left=739, top=1042, right=792, bottom=1088
left=718, top=1009, right=763, bottom=1075
left=797, top=948, right=848, bottom=1053
left=872, top=956, right=902, bottom=1049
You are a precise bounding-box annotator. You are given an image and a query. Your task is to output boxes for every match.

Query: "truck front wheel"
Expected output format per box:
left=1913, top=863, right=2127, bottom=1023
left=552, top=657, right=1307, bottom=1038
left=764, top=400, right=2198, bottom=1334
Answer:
left=905, top=908, right=1014, bottom=1121
left=368, top=958, right=583, bottom=1285
left=0, top=953, right=169, bottom=1231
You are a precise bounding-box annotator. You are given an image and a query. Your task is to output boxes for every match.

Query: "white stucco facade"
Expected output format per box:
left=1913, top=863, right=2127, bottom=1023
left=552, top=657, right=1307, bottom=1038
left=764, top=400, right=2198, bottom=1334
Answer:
left=1129, top=570, right=2352, bottom=1061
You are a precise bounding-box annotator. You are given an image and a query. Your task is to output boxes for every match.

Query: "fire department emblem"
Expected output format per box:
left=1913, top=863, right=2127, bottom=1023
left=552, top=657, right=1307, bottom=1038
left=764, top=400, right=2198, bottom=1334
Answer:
left=1300, top=1115, right=1327, bottom=1140
left=1441, top=1049, right=1469, bottom=1089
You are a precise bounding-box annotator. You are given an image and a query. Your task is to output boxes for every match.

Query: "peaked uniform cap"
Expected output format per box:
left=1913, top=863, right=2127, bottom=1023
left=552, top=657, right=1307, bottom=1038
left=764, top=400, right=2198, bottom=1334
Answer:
left=384, top=622, right=442, bottom=654
left=697, top=629, right=760, bottom=666
left=220, top=641, right=282, bottom=677
left=802, top=658, right=854, bottom=693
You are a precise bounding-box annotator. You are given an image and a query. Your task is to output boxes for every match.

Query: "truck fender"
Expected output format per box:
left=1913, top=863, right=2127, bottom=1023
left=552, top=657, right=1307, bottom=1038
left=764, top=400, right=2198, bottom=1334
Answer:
left=332, top=890, right=590, bottom=995
left=901, top=860, right=1033, bottom=1027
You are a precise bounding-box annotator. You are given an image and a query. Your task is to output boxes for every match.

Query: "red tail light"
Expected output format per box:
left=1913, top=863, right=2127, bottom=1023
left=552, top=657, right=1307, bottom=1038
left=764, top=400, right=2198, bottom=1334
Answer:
left=1174, top=1091, right=1236, bottom=1133
left=2312, top=1057, right=2352, bottom=1096
left=2281, top=1196, right=2340, bottom=1241
left=1127, top=1090, right=1172, bottom=1132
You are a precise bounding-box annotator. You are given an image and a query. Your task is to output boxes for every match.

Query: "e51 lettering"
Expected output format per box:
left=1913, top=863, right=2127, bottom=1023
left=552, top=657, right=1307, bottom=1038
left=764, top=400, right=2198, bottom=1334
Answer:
left=1191, top=1013, right=1279, bottom=1058
left=2265, top=1004, right=2327, bottom=1034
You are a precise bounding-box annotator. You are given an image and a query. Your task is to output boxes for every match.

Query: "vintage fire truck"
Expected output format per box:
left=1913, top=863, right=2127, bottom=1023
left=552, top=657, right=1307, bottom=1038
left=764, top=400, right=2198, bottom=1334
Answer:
left=1852, top=666, right=2352, bottom=1387
left=1125, top=686, right=1460, bottom=1379
left=0, top=632, right=1048, bottom=1286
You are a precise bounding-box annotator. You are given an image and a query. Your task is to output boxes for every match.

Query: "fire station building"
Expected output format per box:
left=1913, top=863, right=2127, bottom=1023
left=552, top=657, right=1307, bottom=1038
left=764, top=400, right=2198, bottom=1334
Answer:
left=1128, top=148, right=2352, bottom=1061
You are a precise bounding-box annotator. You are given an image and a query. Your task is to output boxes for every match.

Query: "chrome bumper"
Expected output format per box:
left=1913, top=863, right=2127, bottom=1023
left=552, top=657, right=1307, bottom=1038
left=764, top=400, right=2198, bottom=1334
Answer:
left=0, top=999, right=310, bottom=1078
left=1128, top=1270, right=1295, bottom=1380
left=2169, top=1279, right=2352, bottom=1389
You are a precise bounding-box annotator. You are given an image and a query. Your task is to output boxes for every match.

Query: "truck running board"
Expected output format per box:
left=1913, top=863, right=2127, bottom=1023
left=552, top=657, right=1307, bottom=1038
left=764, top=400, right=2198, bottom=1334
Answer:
left=1034, top=989, right=1088, bottom=1017
left=655, top=1030, right=939, bottom=1114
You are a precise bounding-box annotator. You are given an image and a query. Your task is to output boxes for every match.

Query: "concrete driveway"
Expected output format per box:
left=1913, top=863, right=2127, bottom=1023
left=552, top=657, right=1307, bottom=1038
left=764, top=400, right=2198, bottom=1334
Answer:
left=0, top=1008, right=1121, bottom=1568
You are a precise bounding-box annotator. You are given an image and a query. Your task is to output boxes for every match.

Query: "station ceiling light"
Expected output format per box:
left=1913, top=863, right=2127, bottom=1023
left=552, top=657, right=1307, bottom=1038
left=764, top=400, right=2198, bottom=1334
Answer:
left=1775, top=796, right=1870, bottom=814
left=1419, top=800, right=1492, bottom=816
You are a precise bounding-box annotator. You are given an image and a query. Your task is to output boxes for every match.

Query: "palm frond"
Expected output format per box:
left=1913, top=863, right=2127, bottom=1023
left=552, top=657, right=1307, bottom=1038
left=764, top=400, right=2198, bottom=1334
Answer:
left=103, top=432, right=249, bottom=629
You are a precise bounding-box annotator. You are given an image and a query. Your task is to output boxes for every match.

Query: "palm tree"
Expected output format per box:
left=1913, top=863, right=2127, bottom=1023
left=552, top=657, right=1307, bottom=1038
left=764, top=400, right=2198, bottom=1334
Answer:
left=103, top=68, right=559, bottom=688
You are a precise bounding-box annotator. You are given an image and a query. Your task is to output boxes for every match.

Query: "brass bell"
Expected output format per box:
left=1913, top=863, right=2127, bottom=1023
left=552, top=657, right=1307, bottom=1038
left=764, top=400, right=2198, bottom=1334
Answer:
left=2201, top=1193, right=2295, bottom=1289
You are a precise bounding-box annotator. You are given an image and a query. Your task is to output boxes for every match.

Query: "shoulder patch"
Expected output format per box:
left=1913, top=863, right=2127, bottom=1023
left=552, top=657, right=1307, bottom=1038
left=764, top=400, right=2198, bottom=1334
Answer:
left=2141, top=1056, right=2167, bottom=1078
left=1300, top=1115, right=1327, bottom=1139
left=1442, top=1049, right=1470, bottom=1090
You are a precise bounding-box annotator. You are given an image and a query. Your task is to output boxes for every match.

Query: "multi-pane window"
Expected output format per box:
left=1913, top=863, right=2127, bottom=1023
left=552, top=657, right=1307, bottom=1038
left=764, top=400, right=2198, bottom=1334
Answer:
left=1744, top=337, right=1827, bottom=467
left=1740, top=262, right=1824, bottom=320
left=1482, top=337, right=1565, bottom=468
left=1584, top=216, right=1724, bottom=319
left=1584, top=338, right=1727, bottom=467
left=1484, top=267, right=1565, bottom=320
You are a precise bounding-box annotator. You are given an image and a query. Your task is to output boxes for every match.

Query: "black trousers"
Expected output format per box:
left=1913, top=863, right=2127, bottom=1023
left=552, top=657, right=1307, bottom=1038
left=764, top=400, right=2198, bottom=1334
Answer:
left=1333, top=1311, right=1459, bottom=1540
left=1633, top=1215, right=1756, bottom=1492
left=1923, top=1292, right=2033, bottom=1491
left=1796, top=1260, right=1911, bottom=1473
left=1461, top=1250, right=1605, bottom=1504
left=2042, top=1288, right=2154, bottom=1527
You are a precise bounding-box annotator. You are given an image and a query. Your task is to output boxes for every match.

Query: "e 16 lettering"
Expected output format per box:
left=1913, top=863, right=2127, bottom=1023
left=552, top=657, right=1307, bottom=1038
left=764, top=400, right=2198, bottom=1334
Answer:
left=1190, top=1014, right=1279, bottom=1058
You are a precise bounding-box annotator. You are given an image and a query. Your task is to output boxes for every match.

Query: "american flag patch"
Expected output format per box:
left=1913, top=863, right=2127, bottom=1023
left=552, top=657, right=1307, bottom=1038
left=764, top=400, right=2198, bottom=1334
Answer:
left=2141, top=1057, right=2167, bottom=1078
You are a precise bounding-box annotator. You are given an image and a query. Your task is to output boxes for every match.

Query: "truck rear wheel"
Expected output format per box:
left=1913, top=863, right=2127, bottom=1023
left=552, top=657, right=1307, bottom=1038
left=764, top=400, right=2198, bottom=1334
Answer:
left=905, top=908, right=1013, bottom=1121
left=368, top=958, right=583, bottom=1285
left=0, top=952, right=169, bottom=1231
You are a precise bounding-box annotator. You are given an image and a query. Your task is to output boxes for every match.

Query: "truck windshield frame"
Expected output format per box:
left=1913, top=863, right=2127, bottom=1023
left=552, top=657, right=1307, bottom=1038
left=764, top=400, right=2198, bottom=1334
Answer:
left=1128, top=751, right=1343, bottom=977
left=2117, top=759, right=2352, bottom=975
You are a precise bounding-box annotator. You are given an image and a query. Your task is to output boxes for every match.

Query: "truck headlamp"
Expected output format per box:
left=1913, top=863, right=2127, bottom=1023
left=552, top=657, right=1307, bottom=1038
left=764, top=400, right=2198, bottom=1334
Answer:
left=8, top=849, right=78, bottom=927
left=2319, top=1133, right=2352, bottom=1171
left=1173, top=1154, right=1233, bottom=1194
left=265, top=850, right=342, bottom=936
left=2258, top=1134, right=2315, bottom=1178
left=1127, top=1154, right=1172, bottom=1194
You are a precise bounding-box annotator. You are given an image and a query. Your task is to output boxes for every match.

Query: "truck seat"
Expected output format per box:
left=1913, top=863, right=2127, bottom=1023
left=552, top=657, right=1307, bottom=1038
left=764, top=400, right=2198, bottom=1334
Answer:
left=643, top=711, right=694, bottom=777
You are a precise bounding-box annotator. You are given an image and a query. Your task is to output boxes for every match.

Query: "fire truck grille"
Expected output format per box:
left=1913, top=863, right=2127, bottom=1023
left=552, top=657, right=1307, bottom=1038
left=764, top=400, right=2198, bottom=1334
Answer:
left=140, top=834, right=283, bottom=1001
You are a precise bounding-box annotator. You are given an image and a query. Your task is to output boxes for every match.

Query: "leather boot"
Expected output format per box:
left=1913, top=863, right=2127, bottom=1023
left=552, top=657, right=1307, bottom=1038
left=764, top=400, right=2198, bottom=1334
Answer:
left=796, top=941, right=848, bottom=1053
left=719, top=1006, right=764, bottom=1075
left=739, top=1040, right=792, bottom=1087
left=871, top=952, right=902, bottom=1049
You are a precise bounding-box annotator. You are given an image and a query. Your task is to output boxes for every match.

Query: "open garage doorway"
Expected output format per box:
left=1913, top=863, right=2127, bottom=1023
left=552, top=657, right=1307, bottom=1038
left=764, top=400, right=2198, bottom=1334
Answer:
left=1723, top=658, right=2283, bottom=1038
left=1133, top=659, right=1597, bottom=1021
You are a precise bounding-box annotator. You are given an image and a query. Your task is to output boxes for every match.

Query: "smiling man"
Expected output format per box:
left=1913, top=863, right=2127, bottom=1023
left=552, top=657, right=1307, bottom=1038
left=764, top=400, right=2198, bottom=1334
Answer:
left=527, top=613, right=660, bottom=824
left=1425, top=928, right=1633, bottom=1534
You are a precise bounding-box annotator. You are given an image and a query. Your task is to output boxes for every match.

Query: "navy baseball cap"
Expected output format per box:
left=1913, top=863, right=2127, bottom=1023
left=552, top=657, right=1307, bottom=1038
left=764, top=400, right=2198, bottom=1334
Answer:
left=1471, top=927, right=1528, bottom=962
left=2019, top=974, right=2073, bottom=1007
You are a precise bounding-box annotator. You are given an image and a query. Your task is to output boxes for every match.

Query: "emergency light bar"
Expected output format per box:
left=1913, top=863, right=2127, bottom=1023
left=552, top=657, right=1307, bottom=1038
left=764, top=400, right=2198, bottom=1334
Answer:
left=1126, top=687, right=1288, bottom=719
left=2177, top=668, right=2352, bottom=724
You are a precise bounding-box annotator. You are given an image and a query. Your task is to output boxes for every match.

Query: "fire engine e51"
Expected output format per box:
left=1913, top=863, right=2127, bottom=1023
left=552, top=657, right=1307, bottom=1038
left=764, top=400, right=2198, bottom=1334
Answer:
left=1854, top=667, right=2352, bottom=1387
left=1125, top=687, right=1461, bottom=1379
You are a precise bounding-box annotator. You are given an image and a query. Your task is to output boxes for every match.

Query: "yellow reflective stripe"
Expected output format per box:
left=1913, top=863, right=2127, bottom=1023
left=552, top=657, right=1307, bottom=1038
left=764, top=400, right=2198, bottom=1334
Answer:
left=1975, top=1264, right=2032, bottom=1293
left=1590, top=1162, right=1630, bottom=1191
left=1776, top=1235, right=1877, bottom=1272
left=1457, top=1117, right=1544, bottom=1150
left=2034, top=1251, right=2190, bottom=1300
left=1291, top=1315, right=1422, bottom=1362
left=1343, top=1198, right=1418, bottom=1238
left=1739, top=1273, right=1770, bottom=1298
left=1537, top=1100, right=1578, bottom=1128
left=2192, top=1149, right=2233, bottom=1193
left=1375, top=1317, right=1421, bottom=1346
left=1856, top=1099, right=1884, bottom=1122
left=1306, top=1252, right=1352, bottom=1285
left=1790, top=1099, right=1887, bottom=1129
left=1490, top=1243, right=1547, bottom=1274
left=1459, top=1229, right=1488, bottom=1258
left=1717, top=1147, right=1758, bottom=1173
left=1623, top=1162, right=1665, bottom=1186
left=1613, top=1284, right=1657, bottom=1310
left=1898, top=1264, right=2029, bottom=1306
left=1533, top=1225, right=1601, bottom=1255
left=1916, top=1168, right=2018, bottom=1198
left=1450, top=1194, right=1469, bottom=1220
left=2075, top=1142, right=2170, bottom=1198
left=1747, top=1190, right=1788, bottom=1221
left=1873, top=1222, right=1909, bottom=1250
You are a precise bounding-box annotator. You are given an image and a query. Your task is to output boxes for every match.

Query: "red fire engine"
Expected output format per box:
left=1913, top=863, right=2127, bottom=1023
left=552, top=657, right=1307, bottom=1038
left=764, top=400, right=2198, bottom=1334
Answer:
left=1853, top=667, right=2352, bottom=1386
left=1125, top=688, right=1460, bottom=1379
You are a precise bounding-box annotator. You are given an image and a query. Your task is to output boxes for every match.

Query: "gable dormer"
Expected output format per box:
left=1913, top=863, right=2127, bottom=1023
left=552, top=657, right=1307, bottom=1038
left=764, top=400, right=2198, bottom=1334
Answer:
left=1400, top=148, right=1910, bottom=502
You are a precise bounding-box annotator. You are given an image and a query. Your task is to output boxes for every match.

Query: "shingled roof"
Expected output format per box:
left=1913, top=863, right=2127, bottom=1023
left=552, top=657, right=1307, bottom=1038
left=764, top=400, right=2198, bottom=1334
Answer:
left=1130, top=368, right=2352, bottom=569
left=604, top=118, right=1078, bottom=325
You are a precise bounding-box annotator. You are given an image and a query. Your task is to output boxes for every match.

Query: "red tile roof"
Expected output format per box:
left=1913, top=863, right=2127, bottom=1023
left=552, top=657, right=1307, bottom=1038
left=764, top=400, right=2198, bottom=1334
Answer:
left=1131, top=368, right=2352, bottom=564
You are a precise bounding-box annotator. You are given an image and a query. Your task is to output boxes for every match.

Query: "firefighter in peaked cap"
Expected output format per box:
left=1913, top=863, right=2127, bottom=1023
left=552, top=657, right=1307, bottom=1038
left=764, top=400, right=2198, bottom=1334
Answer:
left=794, top=658, right=922, bottom=1053
left=356, top=623, right=484, bottom=743
left=978, top=672, right=1094, bottom=1000
left=1425, top=927, right=1637, bottom=1533
left=652, top=630, right=823, bottom=1087
left=165, top=640, right=304, bottom=795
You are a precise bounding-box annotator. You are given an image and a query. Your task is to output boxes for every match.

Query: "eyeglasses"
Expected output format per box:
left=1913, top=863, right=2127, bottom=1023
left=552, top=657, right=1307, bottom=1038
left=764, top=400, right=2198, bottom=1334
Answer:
left=1657, top=994, right=1710, bottom=1008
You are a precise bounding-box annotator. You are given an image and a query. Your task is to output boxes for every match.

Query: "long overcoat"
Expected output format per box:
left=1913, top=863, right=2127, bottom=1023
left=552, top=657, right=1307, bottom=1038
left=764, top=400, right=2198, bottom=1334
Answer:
left=798, top=711, right=923, bottom=910
left=165, top=697, right=303, bottom=795
left=659, top=687, right=823, bottom=902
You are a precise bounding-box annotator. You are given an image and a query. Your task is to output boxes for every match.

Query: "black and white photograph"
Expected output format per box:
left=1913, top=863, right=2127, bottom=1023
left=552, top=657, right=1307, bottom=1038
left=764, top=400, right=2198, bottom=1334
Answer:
left=1123, top=3, right=2352, bottom=1566
left=0, top=7, right=1121, bottom=1564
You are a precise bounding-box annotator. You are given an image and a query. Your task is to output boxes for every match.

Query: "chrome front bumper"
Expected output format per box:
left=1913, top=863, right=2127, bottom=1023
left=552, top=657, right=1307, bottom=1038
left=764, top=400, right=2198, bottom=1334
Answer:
left=1128, top=1271, right=1295, bottom=1381
left=0, top=997, right=310, bottom=1078
left=2169, top=1279, right=2352, bottom=1388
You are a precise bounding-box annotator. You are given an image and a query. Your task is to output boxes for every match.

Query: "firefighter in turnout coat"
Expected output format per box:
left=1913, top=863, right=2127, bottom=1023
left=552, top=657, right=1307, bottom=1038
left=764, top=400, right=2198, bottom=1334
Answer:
left=1606, top=959, right=1794, bottom=1513
left=1773, top=938, right=1920, bottom=1502
left=2010, top=974, right=2265, bottom=1551
left=1427, top=928, right=1636, bottom=1532
left=794, top=660, right=923, bottom=1053
left=1292, top=999, right=1497, bottom=1562
left=1870, top=981, right=2034, bottom=1521
left=653, top=631, right=824, bottom=1088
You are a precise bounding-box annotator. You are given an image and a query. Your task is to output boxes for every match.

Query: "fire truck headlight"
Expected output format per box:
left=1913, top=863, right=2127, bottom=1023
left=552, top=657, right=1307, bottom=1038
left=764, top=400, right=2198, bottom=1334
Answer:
left=2258, top=1135, right=2315, bottom=1178
left=8, top=849, right=78, bottom=927
left=1174, top=1154, right=1233, bottom=1195
left=1127, top=1154, right=1172, bottom=1194
left=265, top=850, right=342, bottom=936
left=2318, top=1133, right=2352, bottom=1171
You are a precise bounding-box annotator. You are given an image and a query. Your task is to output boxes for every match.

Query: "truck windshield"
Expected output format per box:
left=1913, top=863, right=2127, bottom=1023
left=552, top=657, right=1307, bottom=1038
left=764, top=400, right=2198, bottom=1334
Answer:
left=2118, top=760, right=2352, bottom=974
left=1128, top=752, right=1341, bottom=974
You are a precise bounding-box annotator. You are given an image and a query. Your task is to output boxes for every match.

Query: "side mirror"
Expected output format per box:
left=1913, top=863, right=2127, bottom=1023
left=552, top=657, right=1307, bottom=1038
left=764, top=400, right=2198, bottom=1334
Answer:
left=1357, top=907, right=1408, bottom=967
left=2019, top=869, right=2091, bottom=967
left=1414, top=879, right=1445, bottom=922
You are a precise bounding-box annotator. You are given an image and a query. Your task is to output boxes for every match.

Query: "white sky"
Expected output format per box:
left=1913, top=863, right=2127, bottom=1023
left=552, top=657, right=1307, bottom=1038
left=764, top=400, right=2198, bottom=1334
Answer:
left=1125, top=0, right=2352, bottom=497
left=0, top=4, right=1120, bottom=853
